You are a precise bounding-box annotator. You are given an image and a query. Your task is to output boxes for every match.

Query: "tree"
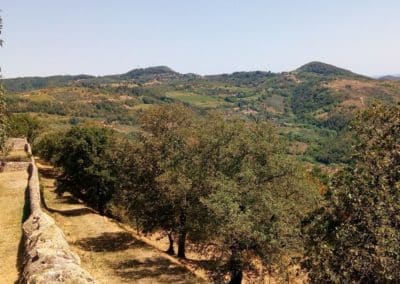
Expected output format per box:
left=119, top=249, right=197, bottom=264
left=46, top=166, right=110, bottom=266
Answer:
left=122, top=104, right=204, bottom=258
left=197, top=114, right=319, bottom=283
left=123, top=105, right=319, bottom=279
left=55, top=126, right=120, bottom=215
left=34, top=130, right=64, bottom=162
left=0, top=14, right=6, bottom=151
left=303, top=103, right=400, bottom=282
left=8, top=113, right=42, bottom=143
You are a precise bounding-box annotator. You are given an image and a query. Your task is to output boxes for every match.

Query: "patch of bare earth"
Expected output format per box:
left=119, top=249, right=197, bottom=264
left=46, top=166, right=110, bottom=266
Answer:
left=327, top=79, right=400, bottom=109
left=37, top=160, right=207, bottom=284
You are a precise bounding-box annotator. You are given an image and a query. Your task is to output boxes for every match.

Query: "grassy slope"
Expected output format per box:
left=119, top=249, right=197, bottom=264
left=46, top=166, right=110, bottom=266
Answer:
left=38, top=160, right=206, bottom=284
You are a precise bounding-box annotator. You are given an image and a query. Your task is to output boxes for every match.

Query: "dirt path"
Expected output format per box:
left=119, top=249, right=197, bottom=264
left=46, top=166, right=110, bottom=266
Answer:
left=37, top=160, right=206, bottom=284
left=0, top=142, right=29, bottom=283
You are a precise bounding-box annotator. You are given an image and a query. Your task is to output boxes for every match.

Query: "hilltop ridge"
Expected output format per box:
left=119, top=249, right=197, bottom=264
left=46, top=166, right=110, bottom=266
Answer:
left=295, top=61, right=364, bottom=78
left=3, top=60, right=400, bottom=166
left=2, top=61, right=373, bottom=93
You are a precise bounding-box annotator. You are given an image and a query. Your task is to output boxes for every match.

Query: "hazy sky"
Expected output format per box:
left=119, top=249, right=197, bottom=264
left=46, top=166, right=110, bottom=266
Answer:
left=1, top=0, right=399, bottom=78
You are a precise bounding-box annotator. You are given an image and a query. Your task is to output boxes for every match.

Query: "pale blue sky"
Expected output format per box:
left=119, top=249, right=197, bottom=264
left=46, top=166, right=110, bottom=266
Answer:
left=1, top=0, right=399, bottom=78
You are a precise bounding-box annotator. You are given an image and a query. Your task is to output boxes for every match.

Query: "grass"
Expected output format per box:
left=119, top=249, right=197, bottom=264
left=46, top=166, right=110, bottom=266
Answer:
left=25, top=92, right=55, bottom=102
left=37, top=160, right=206, bottom=284
left=165, top=91, right=224, bottom=108
left=0, top=165, right=29, bottom=282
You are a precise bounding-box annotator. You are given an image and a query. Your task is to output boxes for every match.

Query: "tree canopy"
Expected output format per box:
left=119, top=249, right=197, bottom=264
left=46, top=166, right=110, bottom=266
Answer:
left=0, top=14, right=6, bottom=150
left=303, top=103, right=400, bottom=282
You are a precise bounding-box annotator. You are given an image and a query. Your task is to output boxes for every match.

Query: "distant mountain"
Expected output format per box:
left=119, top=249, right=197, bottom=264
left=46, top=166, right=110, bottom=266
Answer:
left=2, top=74, right=94, bottom=93
left=2, top=66, right=183, bottom=93
left=4, top=60, right=400, bottom=166
left=295, top=61, right=361, bottom=77
left=104, top=66, right=181, bottom=81
left=0, top=62, right=374, bottom=94
left=379, top=75, right=400, bottom=81
left=205, top=71, right=276, bottom=86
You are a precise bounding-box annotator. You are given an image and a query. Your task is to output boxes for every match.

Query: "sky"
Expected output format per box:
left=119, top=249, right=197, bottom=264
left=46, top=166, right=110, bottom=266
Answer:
left=0, top=0, right=399, bottom=78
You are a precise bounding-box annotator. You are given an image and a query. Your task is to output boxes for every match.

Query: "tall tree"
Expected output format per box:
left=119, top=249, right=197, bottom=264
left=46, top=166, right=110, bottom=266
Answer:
left=0, top=14, right=7, bottom=150
left=303, top=104, right=400, bottom=282
left=55, top=126, right=120, bottom=215
left=197, top=114, right=319, bottom=283
left=122, top=104, right=205, bottom=258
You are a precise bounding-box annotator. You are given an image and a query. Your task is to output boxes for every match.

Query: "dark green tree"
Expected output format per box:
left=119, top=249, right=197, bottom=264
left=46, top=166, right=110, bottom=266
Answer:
left=0, top=14, right=7, bottom=151
left=55, top=126, right=119, bottom=215
left=8, top=113, right=42, bottom=143
left=122, top=104, right=203, bottom=258
left=303, top=103, right=400, bottom=282
left=34, top=130, right=65, bottom=162
left=197, top=114, right=319, bottom=283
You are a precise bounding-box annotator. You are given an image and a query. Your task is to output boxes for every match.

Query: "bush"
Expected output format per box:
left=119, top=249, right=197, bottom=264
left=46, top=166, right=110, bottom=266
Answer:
left=53, top=126, right=120, bottom=214
left=8, top=113, right=42, bottom=142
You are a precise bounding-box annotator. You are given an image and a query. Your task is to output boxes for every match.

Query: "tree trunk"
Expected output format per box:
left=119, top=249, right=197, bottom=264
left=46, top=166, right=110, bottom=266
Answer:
left=229, top=269, right=243, bottom=284
left=177, top=211, right=187, bottom=258
left=166, top=232, right=175, bottom=255
left=228, top=243, right=243, bottom=284
left=177, top=230, right=187, bottom=258
left=98, top=201, right=105, bottom=216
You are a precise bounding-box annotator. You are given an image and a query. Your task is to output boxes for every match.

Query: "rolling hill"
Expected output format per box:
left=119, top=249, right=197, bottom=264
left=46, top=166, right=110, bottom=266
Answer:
left=3, top=61, right=400, bottom=165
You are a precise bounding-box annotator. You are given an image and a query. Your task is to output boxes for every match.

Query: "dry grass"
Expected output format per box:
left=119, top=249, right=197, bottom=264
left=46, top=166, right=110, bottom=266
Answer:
left=37, top=160, right=308, bottom=284
left=0, top=170, right=29, bottom=283
left=37, top=160, right=206, bottom=284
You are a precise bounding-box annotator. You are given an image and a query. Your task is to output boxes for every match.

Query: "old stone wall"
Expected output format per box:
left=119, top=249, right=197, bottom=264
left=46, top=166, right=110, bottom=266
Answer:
left=19, top=147, right=97, bottom=283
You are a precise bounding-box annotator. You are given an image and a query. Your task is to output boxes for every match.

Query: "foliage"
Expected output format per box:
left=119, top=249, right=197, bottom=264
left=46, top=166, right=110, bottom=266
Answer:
left=4, top=60, right=400, bottom=165
left=3, top=75, right=94, bottom=94
left=303, top=103, right=400, bottom=282
left=320, top=107, right=354, bottom=131
left=119, top=104, right=320, bottom=282
left=307, top=130, right=355, bottom=165
left=0, top=14, right=6, bottom=151
left=196, top=115, right=319, bottom=282
left=296, top=61, right=357, bottom=77
left=121, top=104, right=202, bottom=257
left=7, top=113, right=42, bottom=142
left=54, top=126, right=120, bottom=214
left=34, top=130, right=64, bottom=162
left=291, top=82, right=337, bottom=120
left=0, top=84, right=6, bottom=151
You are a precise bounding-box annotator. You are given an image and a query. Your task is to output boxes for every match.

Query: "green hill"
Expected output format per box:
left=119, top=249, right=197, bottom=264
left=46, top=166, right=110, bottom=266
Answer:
left=296, top=61, right=362, bottom=77
left=3, top=62, right=400, bottom=165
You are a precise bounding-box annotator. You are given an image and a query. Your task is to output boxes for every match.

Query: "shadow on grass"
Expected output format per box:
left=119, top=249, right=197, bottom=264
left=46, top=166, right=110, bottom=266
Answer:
left=16, top=185, right=31, bottom=284
left=37, top=166, right=58, bottom=179
left=55, top=194, right=82, bottom=205
left=74, top=232, right=149, bottom=252
left=48, top=207, right=95, bottom=217
left=184, top=258, right=226, bottom=283
left=112, top=257, right=196, bottom=283
left=38, top=169, right=93, bottom=217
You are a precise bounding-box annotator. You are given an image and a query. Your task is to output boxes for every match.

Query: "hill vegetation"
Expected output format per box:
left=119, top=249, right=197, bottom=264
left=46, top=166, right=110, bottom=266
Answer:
left=3, top=61, right=400, bottom=282
left=3, top=61, right=400, bottom=167
left=295, top=61, right=361, bottom=77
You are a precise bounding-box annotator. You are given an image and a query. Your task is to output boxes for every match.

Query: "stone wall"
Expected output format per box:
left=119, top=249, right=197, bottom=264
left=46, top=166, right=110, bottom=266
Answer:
left=19, top=148, right=97, bottom=283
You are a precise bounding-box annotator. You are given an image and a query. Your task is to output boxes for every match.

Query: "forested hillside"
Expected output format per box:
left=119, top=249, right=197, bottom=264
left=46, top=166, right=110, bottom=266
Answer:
left=3, top=61, right=400, bottom=167
left=2, top=61, right=400, bottom=283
